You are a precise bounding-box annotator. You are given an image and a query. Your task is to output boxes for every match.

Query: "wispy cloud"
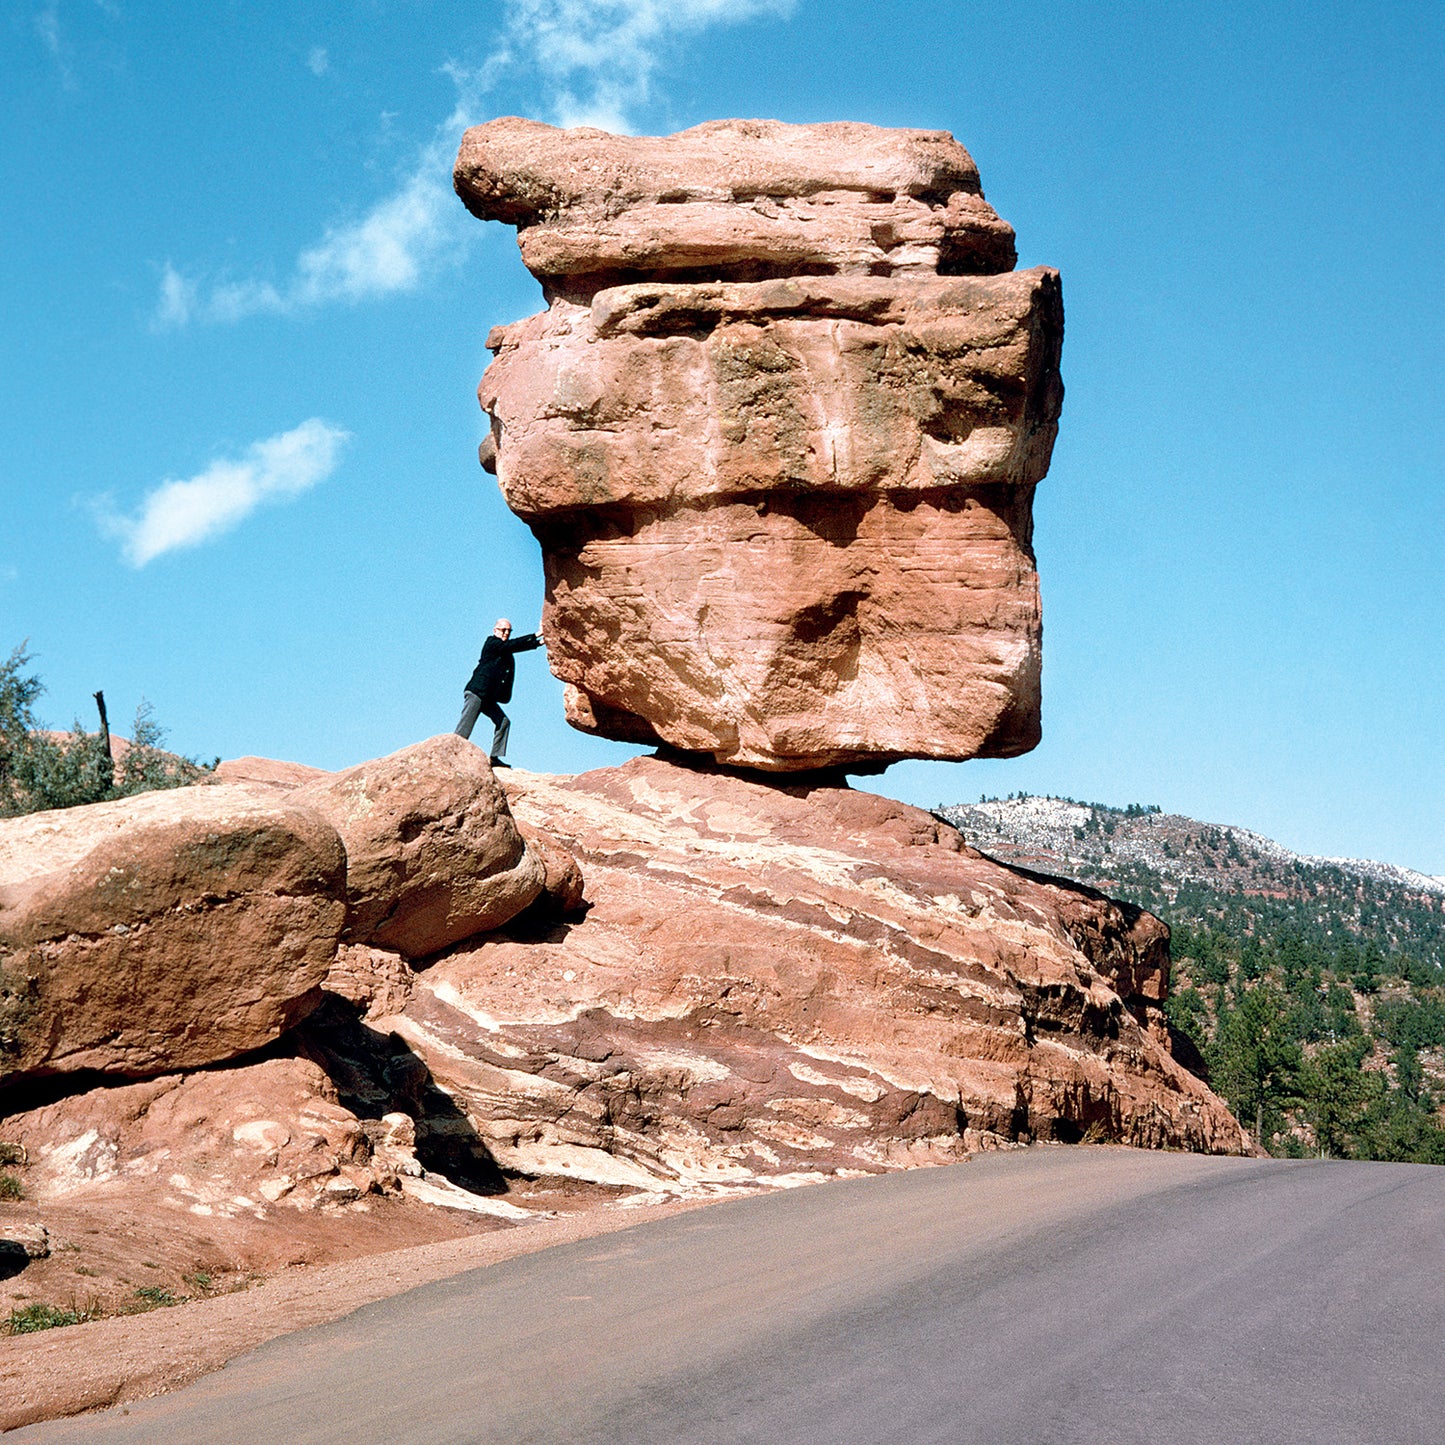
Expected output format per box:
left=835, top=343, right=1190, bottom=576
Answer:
left=156, top=58, right=484, bottom=330
left=154, top=156, right=463, bottom=327
left=101, top=420, right=350, bottom=567
left=155, top=262, right=198, bottom=327
left=153, top=0, right=795, bottom=326
left=33, top=0, right=74, bottom=88
left=307, top=45, right=329, bottom=77
left=495, top=0, right=797, bottom=132
left=31, top=0, right=121, bottom=89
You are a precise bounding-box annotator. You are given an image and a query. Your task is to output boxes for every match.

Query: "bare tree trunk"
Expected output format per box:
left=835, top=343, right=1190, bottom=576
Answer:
left=93, top=690, right=114, bottom=792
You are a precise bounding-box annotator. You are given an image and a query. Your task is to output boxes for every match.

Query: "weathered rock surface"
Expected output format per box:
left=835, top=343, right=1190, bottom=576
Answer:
left=3, top=1058, right=381, bottom=1212
left=0, top=787, right=346, bottom=1085
left=515, top=823, right=587, bottom=917
left=213, top=756, right=331, bottom=790
left=457, top=118, right=1063, bottom=770
left=292, top=735, right=544, bottom=959
left=383, top=757, right=1246, bottom=1196
left=323, top=943, right=417, bottom=1021
left=0, top=1056, right=521, bottom=1359
left=0, top=1221, right=48, bottom=1260
left=455, top=117, right=1018, bottom=290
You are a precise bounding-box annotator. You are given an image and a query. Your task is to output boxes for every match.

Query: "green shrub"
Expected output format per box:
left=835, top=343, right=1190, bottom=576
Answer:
left=132, top=1286, right=178, bottom=1308
left=5, top=1300, right=99, bottom=1335
left=0, top=642, right=213, bottom=818
left=0, top=1172, right=22, bottom=1201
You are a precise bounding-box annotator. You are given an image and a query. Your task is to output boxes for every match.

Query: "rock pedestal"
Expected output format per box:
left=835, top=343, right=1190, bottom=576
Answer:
left=389, top=756, right=1248, bottom=1192
left=456, top=117, right=1063, bottom=771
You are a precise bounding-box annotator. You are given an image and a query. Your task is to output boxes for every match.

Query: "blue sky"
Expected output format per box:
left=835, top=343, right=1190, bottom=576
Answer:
left=3, top=0, right=1441, bottom=873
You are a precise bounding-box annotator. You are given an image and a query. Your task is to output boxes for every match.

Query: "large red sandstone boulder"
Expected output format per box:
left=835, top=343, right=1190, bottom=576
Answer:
left=455, top=119, right=1063, bottom=771
left=383, top=758, right=1247, bottom=1195
left=291, top=735, right=544, bottom=959
left=0, top=787, right=346, bottom=1085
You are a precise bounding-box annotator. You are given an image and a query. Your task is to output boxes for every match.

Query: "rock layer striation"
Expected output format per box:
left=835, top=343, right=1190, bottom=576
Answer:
left=386, top=757, right=1247, bottom=1193
left=457, top=117, right=1063, bottom=770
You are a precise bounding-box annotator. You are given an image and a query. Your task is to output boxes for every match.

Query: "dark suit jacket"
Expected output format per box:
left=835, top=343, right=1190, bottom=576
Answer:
left=465, top=633, right=541, bottom=704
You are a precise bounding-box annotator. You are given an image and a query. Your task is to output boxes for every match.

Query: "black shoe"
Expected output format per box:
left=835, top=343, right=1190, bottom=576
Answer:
left=490, top=757, right=511, bottom=768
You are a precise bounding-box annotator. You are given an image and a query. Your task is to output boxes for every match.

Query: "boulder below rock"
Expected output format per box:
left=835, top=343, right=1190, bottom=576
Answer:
left=385, top=757, right=1248, bottom=1197
left=0, top=786, right=346, bottom=1086
left=292, top=734, right=544, bottom=959
left=515, top=823, right=587, bottom=917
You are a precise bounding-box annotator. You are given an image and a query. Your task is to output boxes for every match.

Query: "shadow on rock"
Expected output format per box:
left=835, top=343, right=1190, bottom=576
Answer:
left=0, top=1240, right=32, bottom=1281
left=295, top=992, right=507, bottom=1197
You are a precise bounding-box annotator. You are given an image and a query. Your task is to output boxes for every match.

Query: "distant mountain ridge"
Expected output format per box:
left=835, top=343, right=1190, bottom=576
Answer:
left=934, top=795, right=1445, bottom=973
left=934, top=793, right=1445, bottom=1163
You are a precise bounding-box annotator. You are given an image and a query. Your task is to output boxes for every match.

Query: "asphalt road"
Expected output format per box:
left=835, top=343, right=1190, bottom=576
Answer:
left=14, top=1147, right=1445, bottom=1444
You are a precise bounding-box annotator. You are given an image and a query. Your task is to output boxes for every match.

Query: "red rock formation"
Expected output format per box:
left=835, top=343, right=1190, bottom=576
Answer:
left=0, top=743, right=1246, bottom=1365
left=212, top=756, right=331, bottom=790
left=454, top=118, right=1019, bottom=290
left=0, top=1055, right=520, bottom=1359
left=0, top=787, right=345, bottom=1084
left=383, top=757, right=1246, bottom=1194
left=291, top=735, right=543, bottom=958
left=4, top=1059, right=382, bottom=1212
left=456, top=118, right=1063, bottom=771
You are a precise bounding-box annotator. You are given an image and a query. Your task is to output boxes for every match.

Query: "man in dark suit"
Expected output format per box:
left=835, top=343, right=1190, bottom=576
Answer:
left=455, top=618, right=544, bottom=766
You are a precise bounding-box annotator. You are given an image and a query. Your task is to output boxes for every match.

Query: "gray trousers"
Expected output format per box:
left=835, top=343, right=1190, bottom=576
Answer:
left=455, top=691, right=510, bottom=759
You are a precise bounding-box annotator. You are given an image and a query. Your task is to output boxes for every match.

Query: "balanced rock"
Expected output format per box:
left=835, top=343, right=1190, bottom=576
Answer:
left=292, top=734, right=543, bottom=958
left=457, top=118, right=1063, bottom=771
left=0, top=786, right=345, bottom=1085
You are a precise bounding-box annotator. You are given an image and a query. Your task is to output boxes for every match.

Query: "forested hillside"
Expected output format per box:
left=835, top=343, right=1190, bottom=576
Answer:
left=937, top=795, right=1445, bottom=1164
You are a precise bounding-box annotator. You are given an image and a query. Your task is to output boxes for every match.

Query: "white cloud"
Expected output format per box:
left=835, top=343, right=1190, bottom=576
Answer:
left=32, top=0, right=121, bottom=88
left=33, top=0, right=61, bottom=53
left=153, top=0, right=795, bottom=326
left=155, top=143, right=464, bottom=327
left=307, top=46, right=329, bottom=76
left=497, top=0, right=797, bottom=132
left=154, top=262, right=198, bottom=328
left=33, top=0, right=74, bottom=88
left=293, top=169, right=448, bottom=302
left=103, top=420, right=350, bottom=567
